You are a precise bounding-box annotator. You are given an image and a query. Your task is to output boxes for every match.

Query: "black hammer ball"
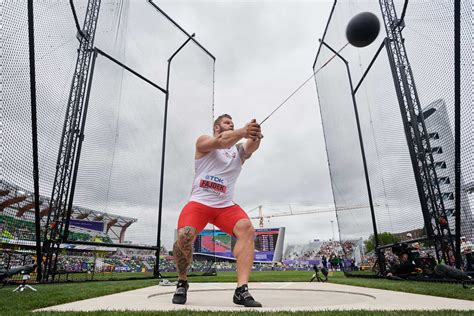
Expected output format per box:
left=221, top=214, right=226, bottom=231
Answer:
left=346, top=12, right=380, bottom=48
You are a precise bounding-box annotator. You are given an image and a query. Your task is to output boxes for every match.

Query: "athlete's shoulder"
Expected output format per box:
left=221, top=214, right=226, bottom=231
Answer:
left=195, top=135, right=219, bottom=158
left=195, top=134, right=215, bottom=149
left=196, top=134, right=213, bottom=142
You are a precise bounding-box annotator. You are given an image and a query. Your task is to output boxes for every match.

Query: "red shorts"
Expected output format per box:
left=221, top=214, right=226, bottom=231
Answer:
left=177, top=201, right=249, bottom=236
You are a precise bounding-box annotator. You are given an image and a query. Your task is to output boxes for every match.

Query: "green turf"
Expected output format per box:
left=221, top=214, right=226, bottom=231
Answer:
left=329, top=273, right=474, bottom=301
left=0, top=278, right=158, bottom=314
left=0, top=270, right=472, bottom=315
left=53, top=271, right=155, bottom=282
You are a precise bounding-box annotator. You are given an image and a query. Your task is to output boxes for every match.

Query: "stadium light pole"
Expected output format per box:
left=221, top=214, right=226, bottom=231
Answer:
left=318, top=39, right=385, bottom=275
left=155, top=33, right=196, bottom=279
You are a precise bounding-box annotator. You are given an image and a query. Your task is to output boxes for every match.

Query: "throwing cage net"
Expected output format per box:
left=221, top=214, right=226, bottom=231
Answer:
left=313, top=0, right=472, bottom=274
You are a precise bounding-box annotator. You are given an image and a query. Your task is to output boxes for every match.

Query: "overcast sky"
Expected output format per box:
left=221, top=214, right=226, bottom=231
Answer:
left=4, top=0, right=338, bottom=251
left=4, top=0, right=470, bottom=252
left=133, top=0, right=338, bottom=249
left=76, top=0, right=471, bottom=250
left=2, top=0, right=362, bottom=251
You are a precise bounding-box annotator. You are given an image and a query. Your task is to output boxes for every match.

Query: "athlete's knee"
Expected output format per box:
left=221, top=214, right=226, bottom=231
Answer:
left=177, top=226, right=197, bottom=248
left=233, top=219, right=255, bottom=239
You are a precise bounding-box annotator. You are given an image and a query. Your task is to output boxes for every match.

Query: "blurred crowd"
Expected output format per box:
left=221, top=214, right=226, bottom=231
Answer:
left=2, top=235, right=472, bottom=274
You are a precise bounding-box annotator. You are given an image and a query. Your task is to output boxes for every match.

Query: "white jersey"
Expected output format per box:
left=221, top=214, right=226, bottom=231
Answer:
left=189, top=145, right=242, bottom=207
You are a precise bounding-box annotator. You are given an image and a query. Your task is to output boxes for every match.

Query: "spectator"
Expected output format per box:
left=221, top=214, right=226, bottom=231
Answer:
left=461, top=237, right=473, bottom=271
left=338, top=255, right=344, bottom=271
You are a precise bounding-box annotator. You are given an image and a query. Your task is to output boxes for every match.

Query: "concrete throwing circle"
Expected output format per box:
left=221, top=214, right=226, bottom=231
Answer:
left=148, top=288, right=375, bottom=309
left=35, top=282, right=474, bottom=312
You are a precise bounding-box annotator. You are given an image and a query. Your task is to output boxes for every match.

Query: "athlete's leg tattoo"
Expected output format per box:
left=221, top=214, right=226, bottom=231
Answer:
left=173, top=226, right=197, bottom=280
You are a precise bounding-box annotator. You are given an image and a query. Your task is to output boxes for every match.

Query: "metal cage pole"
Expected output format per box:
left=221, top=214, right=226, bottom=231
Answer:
left=64, top=47, right=166, bottom=252
left=155, top=34, right=195, bottom=278
left=63, top=49, right=98, bottom=242
left=454, top=0, right=461, bottom=269
left=380, top=0, right=456, bottom=265
left=319, top=40, right=385, bottom=274
left=27, top=0, right=43, bottom=281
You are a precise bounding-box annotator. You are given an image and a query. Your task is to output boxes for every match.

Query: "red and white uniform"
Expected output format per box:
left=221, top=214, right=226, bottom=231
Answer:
left=189, top=145, right=242, bottom=207
left=178, top=144, right=249, bottom=236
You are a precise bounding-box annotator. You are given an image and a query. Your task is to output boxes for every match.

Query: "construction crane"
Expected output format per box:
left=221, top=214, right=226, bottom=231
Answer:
left=249, top=204, right=372, bottom=228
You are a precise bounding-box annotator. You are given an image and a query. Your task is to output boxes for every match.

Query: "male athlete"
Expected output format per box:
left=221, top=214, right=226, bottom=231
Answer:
left=172, top=114, right=263, bottom=307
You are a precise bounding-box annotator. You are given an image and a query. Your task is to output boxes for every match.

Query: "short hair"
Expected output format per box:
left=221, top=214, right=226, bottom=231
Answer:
left=214, top=114, right=232, bottom=128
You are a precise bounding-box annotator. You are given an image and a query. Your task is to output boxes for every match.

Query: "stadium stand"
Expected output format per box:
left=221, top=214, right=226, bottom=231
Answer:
left=0, top=180, right=136, bottom=246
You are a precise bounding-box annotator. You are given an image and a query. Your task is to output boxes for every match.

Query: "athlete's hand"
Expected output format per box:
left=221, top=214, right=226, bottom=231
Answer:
left=244, top=119, right=261, bottom=140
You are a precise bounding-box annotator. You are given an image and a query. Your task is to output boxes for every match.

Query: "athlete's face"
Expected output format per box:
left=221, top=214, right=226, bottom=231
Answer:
left=215, top=117, right=234, bottom=134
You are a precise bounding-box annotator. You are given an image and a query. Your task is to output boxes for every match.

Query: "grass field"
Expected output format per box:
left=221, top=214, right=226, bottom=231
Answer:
left=0, top=270, right=472, bottom=315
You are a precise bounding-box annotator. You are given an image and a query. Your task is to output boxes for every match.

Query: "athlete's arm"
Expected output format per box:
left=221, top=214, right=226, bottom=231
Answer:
left=195, top=120, right=260, bottom=157
left=237, top=137, right=261, bottom=163
left=196, top=129, right=245, bottom=154
left=243, top=137, right=261, bottom=158
left=241, top=121, right=262, bottom=160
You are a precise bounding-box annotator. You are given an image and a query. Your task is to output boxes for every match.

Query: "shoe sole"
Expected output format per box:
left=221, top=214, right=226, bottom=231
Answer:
left=233, top=297, right=262, bottom=307
left=173, top=285, right=189, bottom=305
left=172, top=298, right=186, bottom=305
